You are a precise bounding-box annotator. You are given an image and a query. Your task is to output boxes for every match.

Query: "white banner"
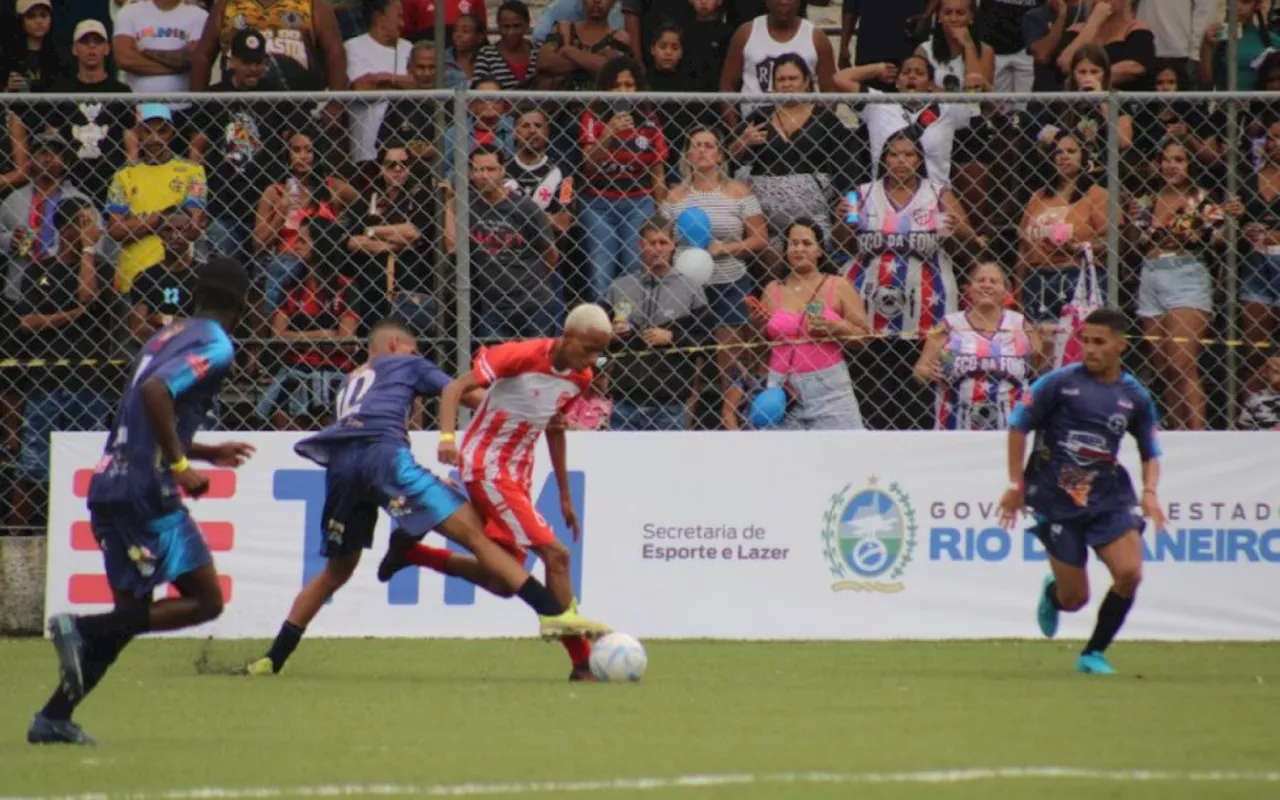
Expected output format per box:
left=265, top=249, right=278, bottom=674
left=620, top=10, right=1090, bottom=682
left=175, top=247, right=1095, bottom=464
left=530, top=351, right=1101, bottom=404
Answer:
left=47, top=431, right=1280, bottom=640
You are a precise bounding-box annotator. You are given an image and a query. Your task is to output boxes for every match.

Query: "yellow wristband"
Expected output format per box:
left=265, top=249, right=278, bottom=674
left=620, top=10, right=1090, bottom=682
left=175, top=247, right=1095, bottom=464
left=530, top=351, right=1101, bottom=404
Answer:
left=171, top=457, right=191, bottom=473
left=439, top=432, right=456, bottom=443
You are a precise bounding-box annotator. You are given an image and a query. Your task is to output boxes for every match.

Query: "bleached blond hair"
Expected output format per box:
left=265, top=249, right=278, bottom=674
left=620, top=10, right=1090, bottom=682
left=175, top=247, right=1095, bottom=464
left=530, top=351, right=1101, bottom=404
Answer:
left=564, top=303, right=611, bottom=335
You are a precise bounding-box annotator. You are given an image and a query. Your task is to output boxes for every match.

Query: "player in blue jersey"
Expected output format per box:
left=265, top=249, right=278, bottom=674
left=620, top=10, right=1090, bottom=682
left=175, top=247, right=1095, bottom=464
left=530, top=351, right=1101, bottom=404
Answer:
left=245, top=320, right=609, bottom=676
left=999, top=308, right=1167, bottom=676
left=28, top=258, right=255, bottom=745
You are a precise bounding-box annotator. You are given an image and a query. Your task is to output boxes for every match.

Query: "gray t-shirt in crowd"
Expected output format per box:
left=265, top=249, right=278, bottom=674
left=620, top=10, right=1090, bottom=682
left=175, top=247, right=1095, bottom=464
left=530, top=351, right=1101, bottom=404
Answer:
left=468, top=191, right=555, bottom=310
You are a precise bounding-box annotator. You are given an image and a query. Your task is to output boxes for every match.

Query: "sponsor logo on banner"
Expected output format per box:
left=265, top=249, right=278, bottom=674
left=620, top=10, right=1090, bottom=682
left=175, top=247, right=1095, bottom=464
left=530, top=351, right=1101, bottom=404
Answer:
left=65, top=467, right=236, bottom=605
left=822, top=476, right=918, bottom=593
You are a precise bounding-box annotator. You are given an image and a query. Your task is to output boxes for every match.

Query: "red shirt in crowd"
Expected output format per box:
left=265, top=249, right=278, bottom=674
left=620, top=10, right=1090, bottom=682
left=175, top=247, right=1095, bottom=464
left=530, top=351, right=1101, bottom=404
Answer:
left=403, top=0, right=488, bottom=36
left=579, top=107, right=668, bottom=200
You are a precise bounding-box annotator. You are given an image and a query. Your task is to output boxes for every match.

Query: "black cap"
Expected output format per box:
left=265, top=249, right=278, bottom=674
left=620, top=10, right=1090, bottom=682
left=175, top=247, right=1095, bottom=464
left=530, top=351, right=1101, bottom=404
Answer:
left=230, top=28, right=267, bottom=64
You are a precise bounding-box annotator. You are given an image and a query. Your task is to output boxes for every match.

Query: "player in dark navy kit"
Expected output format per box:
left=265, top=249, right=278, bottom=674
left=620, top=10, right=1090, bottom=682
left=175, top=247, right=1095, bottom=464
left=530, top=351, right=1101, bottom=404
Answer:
left=1000, top=308, right=1167, bottom=676
left=246, top=320, right=610, bottom=676
left=29, top=258, right=256, bottom=746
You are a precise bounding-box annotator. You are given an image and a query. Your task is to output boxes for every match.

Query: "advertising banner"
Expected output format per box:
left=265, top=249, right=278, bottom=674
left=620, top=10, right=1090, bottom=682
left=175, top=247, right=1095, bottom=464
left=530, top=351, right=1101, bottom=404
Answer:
left=46, top=432, right=1280, bottom=640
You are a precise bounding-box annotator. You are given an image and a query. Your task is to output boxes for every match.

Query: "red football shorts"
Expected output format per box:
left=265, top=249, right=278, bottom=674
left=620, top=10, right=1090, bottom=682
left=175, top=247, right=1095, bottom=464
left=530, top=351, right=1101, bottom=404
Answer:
left=464, top=479, right=556, bottom=561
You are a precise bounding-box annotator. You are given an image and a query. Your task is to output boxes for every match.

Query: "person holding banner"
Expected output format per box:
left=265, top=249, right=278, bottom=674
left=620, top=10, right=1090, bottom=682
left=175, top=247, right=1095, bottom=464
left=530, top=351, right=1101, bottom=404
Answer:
left=999, top=307, right=1165, bottom=678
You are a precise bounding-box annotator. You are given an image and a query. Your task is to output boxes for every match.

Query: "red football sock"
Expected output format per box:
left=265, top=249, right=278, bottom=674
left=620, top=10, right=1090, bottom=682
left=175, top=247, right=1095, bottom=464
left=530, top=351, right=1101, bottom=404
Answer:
left=404, top=544, right=451, bottom=573
left=561, top=635, right=591, bottom=668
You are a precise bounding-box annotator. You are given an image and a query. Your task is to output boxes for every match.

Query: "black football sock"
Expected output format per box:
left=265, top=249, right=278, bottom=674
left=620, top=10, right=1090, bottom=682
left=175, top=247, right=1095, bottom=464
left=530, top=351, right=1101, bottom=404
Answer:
left=41, top=636, right=131, bottom=721
left=516, top=577, right=565, bottom=617
left=1044, top=580, right=1064, bottom=611
left=1083, top=590, right=1134, bottom=654
left=267, top=622, right=305, bottom=672
left=75, top=603, right=150, bottom=645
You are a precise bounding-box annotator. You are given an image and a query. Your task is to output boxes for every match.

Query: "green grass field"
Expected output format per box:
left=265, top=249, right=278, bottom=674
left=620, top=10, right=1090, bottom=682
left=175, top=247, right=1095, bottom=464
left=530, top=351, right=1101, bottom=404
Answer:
left=1, top=638, right=1277, bottom=799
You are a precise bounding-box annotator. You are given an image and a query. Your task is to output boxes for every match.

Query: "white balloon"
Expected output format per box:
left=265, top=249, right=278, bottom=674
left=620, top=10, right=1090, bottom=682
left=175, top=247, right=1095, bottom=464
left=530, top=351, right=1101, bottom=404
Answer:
left=675, top=248, right=714, bottom=286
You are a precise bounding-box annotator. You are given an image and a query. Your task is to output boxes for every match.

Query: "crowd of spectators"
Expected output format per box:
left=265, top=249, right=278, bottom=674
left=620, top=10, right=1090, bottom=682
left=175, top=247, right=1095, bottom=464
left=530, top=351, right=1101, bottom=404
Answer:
left=3, top=0, right=1280, bottom=530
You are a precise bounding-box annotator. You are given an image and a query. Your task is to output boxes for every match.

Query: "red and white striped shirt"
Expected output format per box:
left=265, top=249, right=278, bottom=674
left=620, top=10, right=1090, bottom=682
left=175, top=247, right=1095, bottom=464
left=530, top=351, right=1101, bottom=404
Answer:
left=458, top=339, right=593, bottom=486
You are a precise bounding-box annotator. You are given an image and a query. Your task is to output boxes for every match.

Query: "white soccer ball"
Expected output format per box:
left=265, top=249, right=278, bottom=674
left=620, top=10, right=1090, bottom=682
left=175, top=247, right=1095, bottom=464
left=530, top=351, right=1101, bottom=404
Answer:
left=675, top=248, right=714, bottom=286
left=589, top=633, right=647, bottom=682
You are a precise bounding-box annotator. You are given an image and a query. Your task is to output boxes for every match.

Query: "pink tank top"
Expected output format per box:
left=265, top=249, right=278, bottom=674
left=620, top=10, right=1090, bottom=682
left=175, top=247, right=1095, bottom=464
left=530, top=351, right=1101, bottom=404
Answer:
left=765, top=278, right=845, bottom=375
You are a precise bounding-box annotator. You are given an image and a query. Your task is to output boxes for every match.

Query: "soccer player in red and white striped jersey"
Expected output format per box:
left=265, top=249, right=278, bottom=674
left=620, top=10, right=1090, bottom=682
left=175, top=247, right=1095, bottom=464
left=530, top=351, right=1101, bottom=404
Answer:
left=378, top=304, right=614, bottom=680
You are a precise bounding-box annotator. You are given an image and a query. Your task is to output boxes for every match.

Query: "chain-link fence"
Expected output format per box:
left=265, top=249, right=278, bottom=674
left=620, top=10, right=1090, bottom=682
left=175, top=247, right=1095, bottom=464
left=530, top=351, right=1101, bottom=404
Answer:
left=2, top=87, right=1278, bottom=534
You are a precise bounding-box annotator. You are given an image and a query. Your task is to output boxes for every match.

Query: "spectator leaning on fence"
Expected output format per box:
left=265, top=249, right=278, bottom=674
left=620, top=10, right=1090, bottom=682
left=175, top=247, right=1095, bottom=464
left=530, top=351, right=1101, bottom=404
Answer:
left=253, top=127, right=358, bottom=313
left=1, top=133, right=87, bottom=304
left=258, top=211, right=359, bottom=432
left=913, top=261, right=1040, bottom=432
left=506, top=106, right=574, bottom=238
left=7, top=195, right=112, bottom=528
left=662, top=127, right=766, bottom=390
left=845, top=129, right=977, bottom=431
left=346, top=143, right=438, bottom=336
left=1017, top=130, right=1108, bottom=338
left=729, top=53, right=846, bottom=270
left=1125, top=139, right=1242, bottom=432
left=105, top=103, right=207, bottom=294
left=463, top=144, right=561, bottom=340
left=604, top=215, right=710, bottom=431
left=33, top=19, right=136, bottom=204
left=744, top=217, right=867, bottom=431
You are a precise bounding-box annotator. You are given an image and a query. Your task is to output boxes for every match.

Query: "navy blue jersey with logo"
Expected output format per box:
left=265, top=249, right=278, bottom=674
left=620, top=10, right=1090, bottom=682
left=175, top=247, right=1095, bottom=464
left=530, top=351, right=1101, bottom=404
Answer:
left=1009, top=364, right=1162, bottom=520
left=294, top=354, right=453, bottom=466
left=88, top=318, right=236, bottom=516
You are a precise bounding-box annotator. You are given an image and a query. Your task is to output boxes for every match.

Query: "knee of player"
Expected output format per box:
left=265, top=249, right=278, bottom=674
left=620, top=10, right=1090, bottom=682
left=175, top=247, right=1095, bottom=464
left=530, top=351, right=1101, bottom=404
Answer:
left=539, top=542, right=572, bottom=573
left=1058, top=585, right=1090, bottom=611
left=198, top=587, right=226, bottom=622
left=1112, top=564, right=1143, bottom=594
left=324, top=554, right=360, bottom=587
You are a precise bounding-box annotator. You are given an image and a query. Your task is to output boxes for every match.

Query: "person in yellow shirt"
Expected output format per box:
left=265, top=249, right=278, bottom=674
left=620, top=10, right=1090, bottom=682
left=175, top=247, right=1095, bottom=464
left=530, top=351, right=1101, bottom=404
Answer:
left=106, top=103, right=207, bottom=292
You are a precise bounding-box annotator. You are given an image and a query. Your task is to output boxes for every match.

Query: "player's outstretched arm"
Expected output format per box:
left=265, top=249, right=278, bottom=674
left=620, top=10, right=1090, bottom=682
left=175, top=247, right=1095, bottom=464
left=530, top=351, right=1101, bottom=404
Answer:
left=140, top=378, right=209, bottom=497
left=188, top=441, right=257, bottom=468
left=438, top=372, right=481, bottom=465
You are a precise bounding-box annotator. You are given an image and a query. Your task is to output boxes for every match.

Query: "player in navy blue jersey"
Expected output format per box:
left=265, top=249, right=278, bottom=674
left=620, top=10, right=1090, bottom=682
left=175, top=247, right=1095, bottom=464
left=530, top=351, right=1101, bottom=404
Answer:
left=28, top=258, right=256, bottom=746
left=999, top=308, right=1167, bottom=676
left=245, top=320, right=610, bottom=676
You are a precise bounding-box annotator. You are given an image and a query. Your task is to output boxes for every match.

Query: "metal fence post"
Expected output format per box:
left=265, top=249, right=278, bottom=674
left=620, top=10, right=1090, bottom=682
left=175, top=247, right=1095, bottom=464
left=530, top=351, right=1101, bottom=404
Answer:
left=452, top=88, right=473, bottom=427
left=1105, top=91, right=1122, bottom=308
left=1225, top=0, right=1243, bottom=426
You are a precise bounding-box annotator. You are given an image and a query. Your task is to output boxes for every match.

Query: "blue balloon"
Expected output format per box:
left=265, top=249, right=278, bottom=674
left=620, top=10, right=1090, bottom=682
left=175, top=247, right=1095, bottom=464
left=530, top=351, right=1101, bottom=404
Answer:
left=749, top=386, right=789, bottom=429
left=676, top=207, right=713, bottom=249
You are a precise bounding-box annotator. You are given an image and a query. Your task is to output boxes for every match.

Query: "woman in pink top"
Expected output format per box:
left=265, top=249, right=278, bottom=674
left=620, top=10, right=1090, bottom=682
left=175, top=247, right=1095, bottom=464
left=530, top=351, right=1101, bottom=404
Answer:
left=745, top=217, right=868, bottom=430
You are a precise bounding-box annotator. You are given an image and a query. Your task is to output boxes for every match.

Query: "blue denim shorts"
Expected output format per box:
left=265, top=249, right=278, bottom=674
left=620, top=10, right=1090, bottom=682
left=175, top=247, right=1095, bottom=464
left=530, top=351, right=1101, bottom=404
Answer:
left=1137, top=254, right=1212, bottom=317
left=703, top=273, right=755, bottom=328
left=1241, top=248, right=1280, bottom=307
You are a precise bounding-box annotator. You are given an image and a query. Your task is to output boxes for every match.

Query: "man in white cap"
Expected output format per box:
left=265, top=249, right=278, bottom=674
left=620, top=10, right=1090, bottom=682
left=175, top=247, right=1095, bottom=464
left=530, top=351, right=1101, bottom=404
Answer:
left=36, top=19, right=133, bottom=203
